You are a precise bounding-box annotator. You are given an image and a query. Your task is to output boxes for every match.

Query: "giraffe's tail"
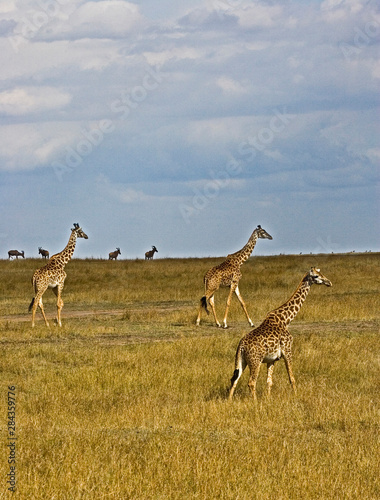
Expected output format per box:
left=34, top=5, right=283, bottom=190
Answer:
left=229, top=345, right=247, bottom=400
left=200, top=296, right=209, bottom=314
left=28, top=298, right=35, bottom=312
left=231, top=345, right=246, bottom=385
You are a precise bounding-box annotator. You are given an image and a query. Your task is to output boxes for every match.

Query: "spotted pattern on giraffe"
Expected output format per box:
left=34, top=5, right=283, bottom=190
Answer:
left=29, top=223, right=88, bottom=327
left=196, top=225, right=273, bottom=328
left=228, top=267, right=332, bottom=402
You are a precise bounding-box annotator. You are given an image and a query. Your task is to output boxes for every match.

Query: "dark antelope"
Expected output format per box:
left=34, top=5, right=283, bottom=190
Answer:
left=145, top=246, right=158, bottom=260
left=8, top=250, right=24, bottom=259
left=109, top=248, right=121, bottom=260
left=39, top=247, right=49, bottom=259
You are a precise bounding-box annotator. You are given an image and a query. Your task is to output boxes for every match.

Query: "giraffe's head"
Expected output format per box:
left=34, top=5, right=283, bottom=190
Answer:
left=72, top=223, right=88, bottom=239
left=256, top=225, right=273, bottom=240
left=307, top=267, right=332, bottom=287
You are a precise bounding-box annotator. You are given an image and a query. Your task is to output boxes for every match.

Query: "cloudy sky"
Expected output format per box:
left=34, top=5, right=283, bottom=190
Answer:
left=0, top=0, right=379, bottom=259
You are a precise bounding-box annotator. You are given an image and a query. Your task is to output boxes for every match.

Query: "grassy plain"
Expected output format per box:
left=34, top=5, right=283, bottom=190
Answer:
left=0, top=253, right=379, bottom=499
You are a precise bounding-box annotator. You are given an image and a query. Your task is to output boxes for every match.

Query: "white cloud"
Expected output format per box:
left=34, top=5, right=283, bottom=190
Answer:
left=236, top=4, right=283, bottom=28
left=143, top=47, right=201, bottom=67
left=0, top=121, right=91, bottom=171
left=41, top=1, right=145, bottom=41
left=216, top=76, right=247, bottom=94
left=0, top=87, right=71, bottom=115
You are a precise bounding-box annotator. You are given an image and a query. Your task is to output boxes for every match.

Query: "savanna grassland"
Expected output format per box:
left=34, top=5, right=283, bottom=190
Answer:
left=0, top=253, right=379, bottom=499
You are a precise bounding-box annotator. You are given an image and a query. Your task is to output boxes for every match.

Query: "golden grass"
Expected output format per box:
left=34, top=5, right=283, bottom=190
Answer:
left=0, top=253, right=379, bottom=499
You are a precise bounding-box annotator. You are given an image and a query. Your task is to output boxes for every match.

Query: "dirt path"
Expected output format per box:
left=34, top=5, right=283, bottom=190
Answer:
left=1, top=308, right=125, bottom=323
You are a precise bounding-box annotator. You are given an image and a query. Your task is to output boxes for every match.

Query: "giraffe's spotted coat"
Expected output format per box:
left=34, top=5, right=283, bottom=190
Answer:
left=29, top=224, right=88, bottom=327
left=229, top=267, right=332, bottom=402
left=196, top=225, right=273, bottom=328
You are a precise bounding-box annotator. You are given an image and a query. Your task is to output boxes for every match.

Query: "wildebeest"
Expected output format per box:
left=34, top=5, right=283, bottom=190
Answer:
left=8, top=250, right=24, bottom=259
left=109, top=248, right=121, bottom=260
left=38, top=247, right=49, bottom=259
left=145, top=246, right=158, bottom=260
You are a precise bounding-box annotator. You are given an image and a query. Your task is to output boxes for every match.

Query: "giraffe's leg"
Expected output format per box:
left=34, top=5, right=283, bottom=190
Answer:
left=222, top=285, right=236, bottom=328
left=38, top=298, right=50, bottom=327
left=196, top=292, right=221, bottom=327
left=31, top=281, right=49, bottom=327
left=32, top=294, right=49, bottom=327
left=247, top=362, right=261, bottom=402
left=266, top=362, right=275, bottom=396
left=283, top=354, right=297, bottom=395
left=196, top=297, right=207, bottom=326
left=208, top=295, right=221, bottom=327
left=234, top=284, right=254, bottom=327
left=196, top=307, right=201, bottom=326
left=53, top=285, right=64, bottom=327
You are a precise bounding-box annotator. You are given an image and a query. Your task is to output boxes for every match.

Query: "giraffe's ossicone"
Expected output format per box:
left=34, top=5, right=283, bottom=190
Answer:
left=29, top=223, right=88, bottom=327
left=228, top=267, right=332, bottom=402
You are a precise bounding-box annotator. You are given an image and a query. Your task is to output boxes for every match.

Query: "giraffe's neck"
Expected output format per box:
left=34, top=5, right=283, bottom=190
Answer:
left=270, top=275, right=311, bottom=326
left=53, top=231, right=77, bottom=268
left=228, top=231, right=259, bottom=266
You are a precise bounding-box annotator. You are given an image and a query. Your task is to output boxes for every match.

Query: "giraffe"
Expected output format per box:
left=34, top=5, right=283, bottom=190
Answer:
left=228, top=267, right=332, bottom=402
left=196, top=225, right=273, bottom=328
left=29, top=223, right=88, bottom=327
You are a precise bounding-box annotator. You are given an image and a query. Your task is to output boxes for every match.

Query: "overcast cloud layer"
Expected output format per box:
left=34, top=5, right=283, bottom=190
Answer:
left=0, top=0, right=379, bottom=258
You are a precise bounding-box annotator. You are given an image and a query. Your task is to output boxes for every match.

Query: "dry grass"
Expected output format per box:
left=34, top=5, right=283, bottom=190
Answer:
left=0, top=253, right=379, bottom=499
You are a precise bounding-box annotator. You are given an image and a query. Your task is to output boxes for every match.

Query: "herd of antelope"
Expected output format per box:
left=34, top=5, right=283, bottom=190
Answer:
left=7, top=246, right=158, bottom=260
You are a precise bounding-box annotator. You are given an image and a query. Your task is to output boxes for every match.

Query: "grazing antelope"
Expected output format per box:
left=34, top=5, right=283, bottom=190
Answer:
left=196, top=225, right=272, bottom=328
left=228, top=268, right=332, bottom=402
left=109, top=248, right=121, bottom=260
left=8, top=250, right=24, bottom=259
left=145, top=246, right=158, bottom=260
left=38, top=247, right=49, bottom=259
left=29, top=223, right=88, bottom=327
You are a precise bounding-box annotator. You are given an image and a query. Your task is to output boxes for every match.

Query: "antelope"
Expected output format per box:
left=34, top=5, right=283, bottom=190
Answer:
left=109, top=248, right=121, bottom=260
left=145, top=246, right=158, bottom=260
left=39, top=247, right=49, bottom=259
left=8, top=250, right=25, bottom=259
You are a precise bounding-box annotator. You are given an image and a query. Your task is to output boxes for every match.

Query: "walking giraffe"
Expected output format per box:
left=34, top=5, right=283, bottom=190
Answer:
left=196, top=225, right=272, bottom=328
left=228, top=267, right=332, bottom=402
left=29, top=223, right=88, bottom=327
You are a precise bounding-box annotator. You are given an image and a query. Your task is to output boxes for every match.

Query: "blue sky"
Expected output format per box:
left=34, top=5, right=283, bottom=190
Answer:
left=0, top=0, right=379, bottom=259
